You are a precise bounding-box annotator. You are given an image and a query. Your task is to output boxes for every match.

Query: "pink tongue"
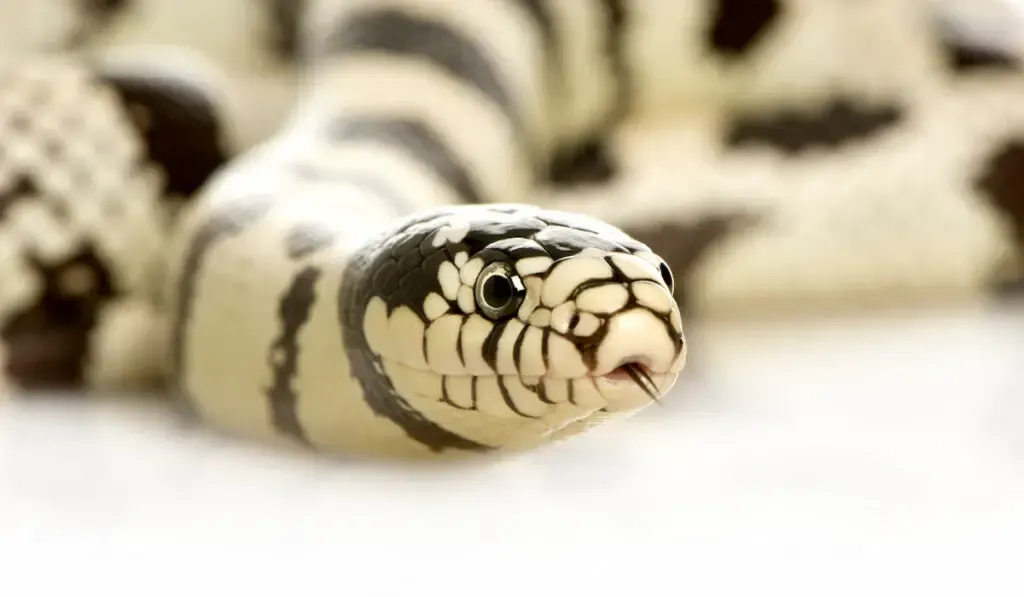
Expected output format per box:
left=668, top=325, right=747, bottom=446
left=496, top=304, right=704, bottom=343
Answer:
left=604, top=363, right=643, bottom=382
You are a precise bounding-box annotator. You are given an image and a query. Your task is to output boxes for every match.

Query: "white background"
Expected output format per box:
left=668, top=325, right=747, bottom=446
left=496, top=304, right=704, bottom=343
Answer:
left=2, top=303, right=1024, bottom=595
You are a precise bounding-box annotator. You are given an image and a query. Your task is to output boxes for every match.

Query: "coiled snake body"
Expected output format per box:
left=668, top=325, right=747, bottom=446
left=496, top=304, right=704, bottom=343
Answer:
left=1, top=0, right=1023, bottom=458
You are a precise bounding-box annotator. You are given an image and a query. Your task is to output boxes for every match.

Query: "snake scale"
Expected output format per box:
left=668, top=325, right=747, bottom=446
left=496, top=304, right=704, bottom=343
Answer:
left=0, top=0, right=1023, bottom=459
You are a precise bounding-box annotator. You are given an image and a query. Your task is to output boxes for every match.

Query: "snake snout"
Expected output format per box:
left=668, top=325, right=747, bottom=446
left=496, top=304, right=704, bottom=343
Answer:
left=593, top=308, right=683, bottom=378
left=586, top=306, right=686, bottom=409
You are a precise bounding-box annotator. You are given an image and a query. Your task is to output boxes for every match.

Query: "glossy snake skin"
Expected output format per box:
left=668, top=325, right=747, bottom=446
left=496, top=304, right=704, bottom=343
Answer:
left=1, top=0, right=1023, bottom=458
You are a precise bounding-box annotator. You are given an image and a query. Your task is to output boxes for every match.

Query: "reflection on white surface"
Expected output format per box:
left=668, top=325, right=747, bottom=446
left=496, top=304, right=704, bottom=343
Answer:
left=2, top=304, right=1024, bottom=591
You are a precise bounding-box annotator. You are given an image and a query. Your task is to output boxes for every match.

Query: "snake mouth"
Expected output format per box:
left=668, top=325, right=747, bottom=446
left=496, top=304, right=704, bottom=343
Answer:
left=595, top=359, right=665, bottom=404
left=602, top=359, right=653, bottom=382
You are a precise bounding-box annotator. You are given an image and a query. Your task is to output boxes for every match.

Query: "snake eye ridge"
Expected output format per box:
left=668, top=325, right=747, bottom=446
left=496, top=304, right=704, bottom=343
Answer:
left=475, top=261, right=526, bottom=320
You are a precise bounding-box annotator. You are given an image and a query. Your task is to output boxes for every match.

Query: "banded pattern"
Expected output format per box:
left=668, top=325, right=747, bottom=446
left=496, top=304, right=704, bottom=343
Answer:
left=1, top=0, right=1024, bottom=460
left=340, top=206, right=684, bottom=452
left=0, top=57, right=231, bottom=391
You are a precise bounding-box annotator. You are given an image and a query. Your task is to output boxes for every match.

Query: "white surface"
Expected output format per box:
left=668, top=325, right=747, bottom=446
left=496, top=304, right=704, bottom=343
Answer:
left=3, top=304, right=1024, bottom=594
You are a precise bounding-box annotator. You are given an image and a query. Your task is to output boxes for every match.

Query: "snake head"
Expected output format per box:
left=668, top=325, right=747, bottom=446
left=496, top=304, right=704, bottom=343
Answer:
left=351, top=204, right=686, bottom=454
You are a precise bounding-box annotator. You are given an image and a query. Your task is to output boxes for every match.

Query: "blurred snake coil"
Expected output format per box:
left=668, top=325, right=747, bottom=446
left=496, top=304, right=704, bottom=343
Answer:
left=0, top=0, right=1022, bottom=458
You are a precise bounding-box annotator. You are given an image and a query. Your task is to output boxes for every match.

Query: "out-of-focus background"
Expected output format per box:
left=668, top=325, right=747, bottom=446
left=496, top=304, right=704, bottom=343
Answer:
left=5, top=302, right=1024, bottom=591
left=2, top=0, right=1024, bottom=592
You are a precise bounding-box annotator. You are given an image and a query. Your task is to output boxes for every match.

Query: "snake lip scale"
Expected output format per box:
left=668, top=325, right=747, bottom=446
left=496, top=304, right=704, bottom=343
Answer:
left=1, top=0, right=1023, bottom=459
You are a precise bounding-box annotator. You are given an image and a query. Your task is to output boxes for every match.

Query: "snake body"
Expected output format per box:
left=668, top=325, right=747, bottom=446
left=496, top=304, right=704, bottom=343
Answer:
left=1, top=0, right=1023, bottom=458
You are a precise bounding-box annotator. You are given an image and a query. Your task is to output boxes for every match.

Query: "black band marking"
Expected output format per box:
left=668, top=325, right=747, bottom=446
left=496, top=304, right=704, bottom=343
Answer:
left=1, top=246, right=114, bottom=389
left=943, top=41, right=1021, bottom=74
left=329, top=116, right=485, bottom=205
left=706, top=0, right=781, bottom=59
left=266, top=265, right=322, bottom=441
left=319, top=9, right=526, bottom=143
left=510, top=0, right=556, bottom=52
left=97, top=68, right=231, bottom=199
left=266, top=221, right=335, bottom=441
left=723, top=98, right=904, bottom=155
left=598, top=0, right=630, bottom=125
left=547, top=137, right=617, bottom=187
left=975, top=139, right=1024, bottom=293
left=263, top=0, right=306, bottom=63
left=170, top=197, right=274, bottom=408
left=508, top=0, right=560, bottom=79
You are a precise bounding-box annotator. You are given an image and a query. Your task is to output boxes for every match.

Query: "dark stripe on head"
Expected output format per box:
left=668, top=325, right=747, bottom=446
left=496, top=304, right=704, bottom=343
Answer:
left=541, top=326, right=551, bottom=372
left=455, top=317, right=467, bottom=367
left=266, top=265, right=322, bottom=442
left=328, top=116, right=485, bottom=205
left=481, top=319, right=510, bottom=372
left=440, top=376, right=473, bottom=411
left=169, top=196, right=274, bottom=409
left=723, top=97, right=904, bottom=155
left=597, top=0, right=630, bottom=125
left=535, top=381, right=556, bottom=405
left=338, top=240, right=493, bottom=453
left=497, top=376, right=540, bottom=419
left=512, top=322, right=530, bottom=375
left=317, top=9, right=527, bottom=148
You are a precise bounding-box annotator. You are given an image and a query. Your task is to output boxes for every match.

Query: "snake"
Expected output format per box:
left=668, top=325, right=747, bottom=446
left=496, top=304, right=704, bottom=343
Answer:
left=0, top=0, right=1022, bottom=459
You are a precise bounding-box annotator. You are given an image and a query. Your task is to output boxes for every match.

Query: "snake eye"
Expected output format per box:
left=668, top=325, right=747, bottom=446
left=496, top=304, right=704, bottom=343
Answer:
left=475, top=261, right=526, bottom=320
left=658, top=260, right=674, bottom=294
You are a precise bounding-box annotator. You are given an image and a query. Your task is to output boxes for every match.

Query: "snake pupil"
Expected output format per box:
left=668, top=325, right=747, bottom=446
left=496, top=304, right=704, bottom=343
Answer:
left=474, top=261, right=526, bottom=320
left=483, top=275, right=513, bottom=307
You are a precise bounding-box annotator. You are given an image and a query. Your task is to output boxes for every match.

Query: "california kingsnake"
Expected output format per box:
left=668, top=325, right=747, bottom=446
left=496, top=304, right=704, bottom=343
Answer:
left=0, top=0, right=1023, bottom=458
